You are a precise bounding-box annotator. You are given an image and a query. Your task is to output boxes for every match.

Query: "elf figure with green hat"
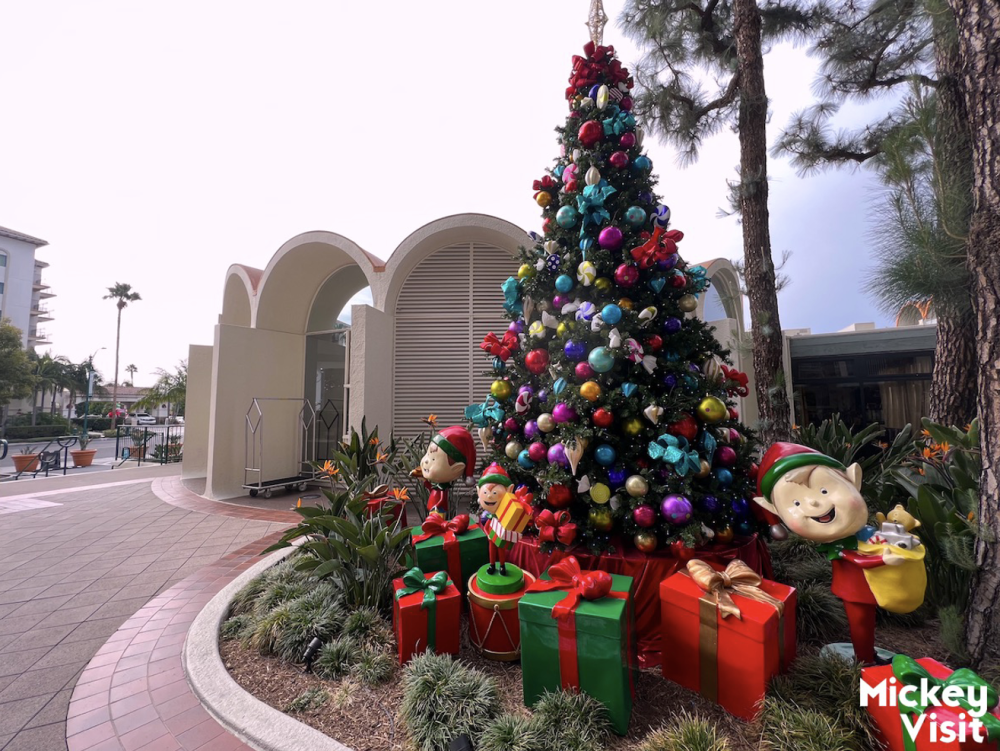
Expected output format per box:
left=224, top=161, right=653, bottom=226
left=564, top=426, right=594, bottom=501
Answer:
left=477, top=462, right=515, bottom=575
left=411, top=426, right=476, bottom=516
left=754, top=442, right=925, bottom=665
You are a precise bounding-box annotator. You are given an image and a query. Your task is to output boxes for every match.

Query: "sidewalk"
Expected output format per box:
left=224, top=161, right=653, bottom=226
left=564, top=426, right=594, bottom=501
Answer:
left=0, top=466, right=292, bottom=751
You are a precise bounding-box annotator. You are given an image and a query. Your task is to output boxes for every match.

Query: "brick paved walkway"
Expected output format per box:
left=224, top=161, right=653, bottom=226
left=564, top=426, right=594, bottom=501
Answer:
left=0, top=470, right=290, bottom=751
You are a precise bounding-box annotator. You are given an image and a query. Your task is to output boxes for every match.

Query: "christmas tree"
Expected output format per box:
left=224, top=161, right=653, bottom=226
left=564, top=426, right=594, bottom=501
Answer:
left=472, top=40, right=761, bottom=553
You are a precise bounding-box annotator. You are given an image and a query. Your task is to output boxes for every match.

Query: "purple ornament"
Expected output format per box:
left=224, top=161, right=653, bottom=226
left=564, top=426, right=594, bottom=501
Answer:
left=638, top=191, right=654, bottom=204
left=656, top=255, right=679, bottom=271
left=599, top=226, right=624, bottom=251
left=663, top=374, right=678, bottom=389
left=518, top=385, right=534, bottom=396
left=608, top=465, right=628, bottom=487
left=552, top=403, right=579, bottom=423
left=663, top=317, right=682, bottom=334
left=504, top=417, right=519, bottom=432
left=537, top=390, right=549, bottom=403
left=716, top=446, right=738, bottom=467
left=564, top=340, right=587, bottom=360
left=547, top=443, right=569, bottom=467
left=609, top=151, right=629, bottom=169
left=575, top=361, right=596, bottom=380
left=731, top=498, right=750, bottom=518
left=633, top=505, right=657, bottom=528
left=528, top=442, right=548, bottom=462
left=553, top=294, right=568, bottom=308
left=661, top=494, right=694, bottom=524
left=525, top=420, right=540, bottom=439
left=688, top=363, right=700, bottom=373
left=619, top=133, right=636, bottom=149
left=702, top=495, right=720, bottom=513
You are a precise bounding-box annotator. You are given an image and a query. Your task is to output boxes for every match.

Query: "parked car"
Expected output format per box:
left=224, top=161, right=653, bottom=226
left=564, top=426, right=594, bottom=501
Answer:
left=134, top=413, right=156, bottom=425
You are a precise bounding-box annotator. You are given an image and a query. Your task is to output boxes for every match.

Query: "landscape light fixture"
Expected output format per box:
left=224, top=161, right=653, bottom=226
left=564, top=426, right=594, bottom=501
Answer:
left=449, top=735, right=473, bottom=751
left=302, top=637, right=323, bottom=673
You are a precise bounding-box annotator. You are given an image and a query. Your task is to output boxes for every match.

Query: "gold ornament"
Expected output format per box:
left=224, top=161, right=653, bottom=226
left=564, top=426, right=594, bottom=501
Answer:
left=716, top=526, right=735, bottom=544
left=595, top=277, right=612, bottom=292
left=619, top=297, right=634, bottom=310
left=634, top=531, right=658, bottom=553
left=518, top=263, right=536, bottom=280
left=623, top=417, right=644, bottom=436
left=537, top=413, right=556, bottom=433
left=590, top=482, right=611, bottom=504
left=535, top=191, right=552, bottom=208
left=588, top=506, right=614, bottom=532
left=695, top=459, right=712, bottom=478
left=696, top=396, right=728, bottom=424
left=702, top=356, right=723, bottom=384
left=505, top=441, right=523, bottom=459
left=491, top=380, right=513, bottom=401
left=678, top=294, right=698, bottom=313
left=528, top=320, right=546, bottom=338
left=625, top=474, right=649, bottom=497
left=580, top=381, right=602, bottom=402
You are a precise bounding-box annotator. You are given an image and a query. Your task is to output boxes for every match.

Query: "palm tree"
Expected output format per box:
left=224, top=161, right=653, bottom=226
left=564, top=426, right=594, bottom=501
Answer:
left=30, top=352, right=61, bottom=426
left=104, top=283, right=141, bottom=429
left=136, top=362, right=187, bottom=418
left=48, top=356, right=72, bottom=416
left=125, top=364, right=137, bottom=386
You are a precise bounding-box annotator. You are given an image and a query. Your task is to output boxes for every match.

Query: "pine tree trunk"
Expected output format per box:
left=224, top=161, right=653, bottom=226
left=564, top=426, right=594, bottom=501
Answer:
left=948, top=0, right=1000, bottom=668
left=111, top=305, right=122, bottom=431
left=733, top=0, right=791, bottom=447
left=929, top=303, right=976, bottom=427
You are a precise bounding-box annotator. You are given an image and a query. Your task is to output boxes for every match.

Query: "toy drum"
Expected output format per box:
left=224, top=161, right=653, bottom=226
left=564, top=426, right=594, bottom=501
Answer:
left=467, top=564, right=535, bottom=661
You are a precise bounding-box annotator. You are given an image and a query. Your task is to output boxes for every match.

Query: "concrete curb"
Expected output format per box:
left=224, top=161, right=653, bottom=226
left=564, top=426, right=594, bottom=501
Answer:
left=183, top=549, right=354, bottom=751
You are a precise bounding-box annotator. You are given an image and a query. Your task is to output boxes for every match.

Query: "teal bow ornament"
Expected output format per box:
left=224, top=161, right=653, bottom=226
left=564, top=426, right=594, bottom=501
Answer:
left=647, top=434, right=702, bottom=476
left=687, top=266, right=709, bottom=293
left=891, top=654, right=1000, bottom=751
left=700, top=431, right=717, bottom=460
left=576, top=182, right=616, bottom=236
left=396, top=567, right=453, bottom=653
left=502, top=276, right=522, bottom=315
left=662, top=350, right=680, bottom=362
left=603, top=109, right=636, bottom=137
left=465, top=397, right=505, bottom=427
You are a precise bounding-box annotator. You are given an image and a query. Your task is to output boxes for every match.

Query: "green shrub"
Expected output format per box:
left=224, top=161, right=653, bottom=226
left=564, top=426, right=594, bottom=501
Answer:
left=272, top=588, right=344, bottom=663
left=72, top=417, right=112, bottom=431
left=251, top=580, right=310, bottom=619
left=342, top=606, right=393, bottom=649
left=795, top=581, right=849, bottom=645
left=400, top=653, right=501, bottom=751
left=246, top=602, right=295, bottom=655
left=638, top=711, right=730, bottom=751
left=315, top=636, right=359, bottom=680
left=220, top=614, right=254, bottom=641
left=760, top=699, right=866, bottom=751
left=2, top=425, right=72, bottom=441
left=938, top=604, right=971, bottom=664
left=479, top=715, right=545, bottom=751
left=230, top=559, right=305, bottom=616
left=531, top=690, right=611, bottom=751
left=352, top=648, right=394, bottom=686
left=5, top=412, right=70, bottom=428
left=284, top=687, right=330, bottom=713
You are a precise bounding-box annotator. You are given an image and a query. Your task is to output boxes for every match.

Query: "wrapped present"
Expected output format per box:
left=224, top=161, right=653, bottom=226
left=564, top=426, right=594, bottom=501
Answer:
left=862, top=655, right=1000, bottom=751
left=660, top=559, right=796, bottom=720
left=412, top=514, right=489, bottom=593
left=496, top=489, right=533, bottom=533
left=392, top=567, right=460, bottom=664
left=519, top=556, right=636, bottom=735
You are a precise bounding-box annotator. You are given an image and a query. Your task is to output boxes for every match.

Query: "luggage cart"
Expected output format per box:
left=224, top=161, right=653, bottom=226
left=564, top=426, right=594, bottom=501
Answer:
left=242, top=397, right=318, bottom=499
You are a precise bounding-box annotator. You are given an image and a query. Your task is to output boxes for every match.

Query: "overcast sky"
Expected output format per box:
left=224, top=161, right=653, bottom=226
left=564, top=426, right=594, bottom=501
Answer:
left=0, top=1, right=892, bottom=385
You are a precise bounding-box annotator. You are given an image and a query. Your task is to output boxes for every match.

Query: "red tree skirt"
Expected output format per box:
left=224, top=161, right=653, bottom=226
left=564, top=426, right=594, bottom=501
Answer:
left=508, top=534, right=773, bottom=668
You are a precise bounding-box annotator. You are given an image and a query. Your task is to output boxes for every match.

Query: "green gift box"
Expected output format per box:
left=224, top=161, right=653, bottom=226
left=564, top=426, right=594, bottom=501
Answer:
left=412, top=514, right=489, bottom=593
left=518, top=557, right=636, bottom=735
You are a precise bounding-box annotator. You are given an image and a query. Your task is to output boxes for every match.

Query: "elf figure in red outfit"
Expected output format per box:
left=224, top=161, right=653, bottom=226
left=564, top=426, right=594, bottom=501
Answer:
left=410, top=426, right=476, bottom=515
left=754, top=443, right=926, bottom=665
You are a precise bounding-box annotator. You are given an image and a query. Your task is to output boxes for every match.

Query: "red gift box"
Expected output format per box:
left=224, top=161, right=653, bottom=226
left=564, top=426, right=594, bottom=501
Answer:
left=660, top=559, right=796, bottom=720
left=392, top=569, right=461, bottom=664
left=862, top=657, right=1000, bottom=751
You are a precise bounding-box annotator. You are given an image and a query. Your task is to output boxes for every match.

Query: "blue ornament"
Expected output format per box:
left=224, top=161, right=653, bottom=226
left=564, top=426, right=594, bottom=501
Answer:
left=652, top=205, right=671, bottom=228
left=624, top=206, right=647, bottom=227
left=715, top=468, right=734, bottom=488
left=608, top=465, right=628, bottom=487
left=546, top=253, right=561, bottom=272
left=601, top=304, right=623, bottom=325
left=564, top=340, right=586, bottom=360
left=622, top=382, right=637, bottom=397
left=731, top=498, right=750, bottom=518
left=555, top=274, right=574, bottom=293
left=553, top=378, right=567, bottom=394
left=682, top=374, right=698, bottom=389
left=649, top=277, right=666, bottom=294
left=492, top=356, right=506, bottom=372
left=588, top=346, right=615, bottom=373
left=579, top=237, right=594, bottom=251
left=701, top=495, right=720, bottom=513
left=638, top=191, right=655, bottom=204
left=663, top=317, right=682, bottom=334
left=575, top=301, right=597, bottom=321
left=589, top=84, right=601, bottom=99
left=553, top=164, right=565, bottom=178
left=633, top=155, right=652, bottom=172
left=663, top=374, right=677, bottom=389
left=556, top=205, right=579, bottom=228
left=736, top=521, right=755, bottom=536
left=528, top=231, right=543, bottom=242
left=517, top=449, right=536, bottom=469
left=594, top=444, right=617, bottom=467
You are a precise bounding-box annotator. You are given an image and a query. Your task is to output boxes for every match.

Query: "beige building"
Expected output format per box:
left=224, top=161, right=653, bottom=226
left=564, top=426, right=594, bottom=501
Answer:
left=185, top=214, right=752, bottom=500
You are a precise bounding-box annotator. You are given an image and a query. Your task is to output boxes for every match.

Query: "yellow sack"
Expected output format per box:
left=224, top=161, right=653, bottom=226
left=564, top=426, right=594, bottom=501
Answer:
left=857, top=540, right=927, bottom=614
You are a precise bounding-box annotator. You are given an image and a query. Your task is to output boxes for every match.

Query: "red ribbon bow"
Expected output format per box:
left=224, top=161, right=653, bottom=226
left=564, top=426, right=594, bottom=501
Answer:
left=721, top=365, right=750, bottom=397
left=532, top=176, right=557, bottom=192
left=415, top=513, right=469, bottom=541
left=480, top=332, right=519, bottom=362
left=535, top=510, right=577, bottom=546
left=526, top=556, right=613, bottom=619
left=629, top=227, right=685, bottom=269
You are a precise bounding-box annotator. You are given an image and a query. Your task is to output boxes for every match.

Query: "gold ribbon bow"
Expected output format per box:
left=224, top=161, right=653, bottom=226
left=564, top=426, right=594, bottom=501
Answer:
left=686, top=559, right=784, bottom=620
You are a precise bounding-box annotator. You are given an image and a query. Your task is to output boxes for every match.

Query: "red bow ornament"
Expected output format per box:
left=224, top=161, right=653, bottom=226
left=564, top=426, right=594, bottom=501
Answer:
left=535, top=510, right=578, bottom=546
left=526, top=556, right=613, bottom=619
left=629, top=227, right=685, bottom=269
left=480, top=332, right=520, bottom=362
left=414, top=513, right=470, bottom=543
left=532, top=176, right=557, bottom=192
left=721, top=365, right=750, bottom=397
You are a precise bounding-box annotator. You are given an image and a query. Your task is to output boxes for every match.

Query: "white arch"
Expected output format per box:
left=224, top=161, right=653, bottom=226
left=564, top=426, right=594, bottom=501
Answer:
left=698, top=259, right=744, bottom=330
left=220, top=264, right=261, bottom=327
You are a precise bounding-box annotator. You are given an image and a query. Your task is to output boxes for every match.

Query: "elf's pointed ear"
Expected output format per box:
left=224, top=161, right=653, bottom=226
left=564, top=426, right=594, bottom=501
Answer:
left=452, top=461, right=466, bottom=478
left=754, top=496, right=779, bottom=517
left=845, top=463, right=863, bottom=490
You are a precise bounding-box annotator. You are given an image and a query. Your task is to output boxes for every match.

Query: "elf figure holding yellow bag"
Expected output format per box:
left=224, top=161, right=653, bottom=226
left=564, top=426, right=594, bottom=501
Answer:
left=754, top=443, right=927, bottom=665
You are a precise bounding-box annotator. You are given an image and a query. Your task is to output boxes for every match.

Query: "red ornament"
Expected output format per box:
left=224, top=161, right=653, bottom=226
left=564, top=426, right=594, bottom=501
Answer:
left=525, top=348, right=550, bottom=375
left=609, top=151, right=629, bottom=169
left=620, top=96, right=633, bottom=112
left=578, top=120, right=604, bottom=148
left=542, top=218, right=552, bottom=234
left=592, top=408, right=614, bottom=428
left=636, top=458, right=650, bottom=470
left=728, top=407, right=740, bottom=420
left=667, top=414, right=698, bottom=442
left=565, top=179, right=578, bottom=193
left=748, top=462, right=759, bottom=481
left=633, top=505, right=657, bottom=528
left=645, top=334, right=663, bottom=352
left=546, top=484, right=573, bottom=509
left=670, top=272, right=687, bottom=288
left=670, top=539, right=696, bottom=561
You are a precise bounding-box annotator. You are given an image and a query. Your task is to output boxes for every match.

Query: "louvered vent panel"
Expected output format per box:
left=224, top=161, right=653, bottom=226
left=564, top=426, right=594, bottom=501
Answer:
left=471, top=244, right=519, bottom=403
